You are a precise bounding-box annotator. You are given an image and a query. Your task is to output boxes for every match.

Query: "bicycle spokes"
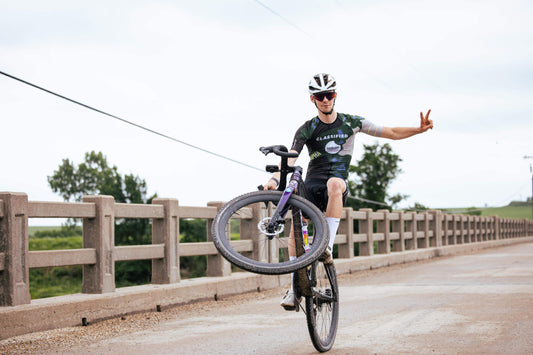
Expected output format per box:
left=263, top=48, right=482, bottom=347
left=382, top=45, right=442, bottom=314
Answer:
left=305, top=262, right=339, bottom=352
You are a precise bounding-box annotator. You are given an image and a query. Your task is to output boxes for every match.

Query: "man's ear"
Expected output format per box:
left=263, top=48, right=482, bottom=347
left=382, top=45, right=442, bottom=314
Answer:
left=310, top=94, right=315, bottom=103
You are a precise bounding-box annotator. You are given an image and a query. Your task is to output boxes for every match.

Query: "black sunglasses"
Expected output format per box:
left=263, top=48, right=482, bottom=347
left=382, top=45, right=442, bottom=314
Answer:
left=313, top=91, right=337, bottom=101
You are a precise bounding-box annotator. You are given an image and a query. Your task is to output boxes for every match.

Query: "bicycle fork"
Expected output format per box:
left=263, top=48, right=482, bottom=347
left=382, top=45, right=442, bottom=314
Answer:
left=263, top=170, right=302, bottom=239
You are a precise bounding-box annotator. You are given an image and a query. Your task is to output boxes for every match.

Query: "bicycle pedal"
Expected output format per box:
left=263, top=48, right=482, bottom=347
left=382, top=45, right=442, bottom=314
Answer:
left=282, top=304, right=297, bottom=312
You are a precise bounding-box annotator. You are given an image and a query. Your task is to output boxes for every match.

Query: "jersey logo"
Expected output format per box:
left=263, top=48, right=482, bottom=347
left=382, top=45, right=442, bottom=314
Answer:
left=309, top=151, right=322, bottom=160
left=325, top=141, right=341, bottom=154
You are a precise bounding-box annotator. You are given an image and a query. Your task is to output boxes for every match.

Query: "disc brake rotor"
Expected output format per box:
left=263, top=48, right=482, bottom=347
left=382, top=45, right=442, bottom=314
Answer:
left=257, top=217, right=285, bottom=236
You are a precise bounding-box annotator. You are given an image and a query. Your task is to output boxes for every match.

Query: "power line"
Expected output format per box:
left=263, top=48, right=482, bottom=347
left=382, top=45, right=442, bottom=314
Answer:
left=249, top=1, right=399, bottom=93
left=1, top=68, right=399, bottom=209
left=251, top=0, right=312, bottom=38
left=347, top=195, right=389, bottom=207
left=0, top=70, right=264, bottom=173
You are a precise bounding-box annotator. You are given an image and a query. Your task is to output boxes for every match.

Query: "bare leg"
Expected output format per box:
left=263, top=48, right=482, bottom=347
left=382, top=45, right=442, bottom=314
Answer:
left=325, top=178, right=346, bottom=218
left=288, top=223, right=296, bottom=257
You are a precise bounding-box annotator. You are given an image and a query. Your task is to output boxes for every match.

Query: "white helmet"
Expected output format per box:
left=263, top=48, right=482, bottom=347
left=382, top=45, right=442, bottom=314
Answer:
left=308, top=73, right=336, bottom=94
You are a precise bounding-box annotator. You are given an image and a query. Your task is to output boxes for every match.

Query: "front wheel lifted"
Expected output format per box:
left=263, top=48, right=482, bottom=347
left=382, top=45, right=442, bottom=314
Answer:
left=211, top=191, right=329, bottom=275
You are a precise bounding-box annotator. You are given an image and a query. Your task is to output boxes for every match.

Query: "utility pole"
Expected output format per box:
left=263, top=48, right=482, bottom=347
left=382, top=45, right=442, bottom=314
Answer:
left=524, top=155, right=533, bottom=220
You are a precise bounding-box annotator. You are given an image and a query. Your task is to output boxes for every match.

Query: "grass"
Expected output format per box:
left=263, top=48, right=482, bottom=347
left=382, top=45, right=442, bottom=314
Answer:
left=28, top=225, right=61, bottom=236
left=28, top=235, right=83, bottom=299
left=29, top=236, right=82, bottom=250
left=440, top=202, right=532, bottom=220
left=480, top=205, right=532, bottom=220
left=30, top=266, right=82, bottom=299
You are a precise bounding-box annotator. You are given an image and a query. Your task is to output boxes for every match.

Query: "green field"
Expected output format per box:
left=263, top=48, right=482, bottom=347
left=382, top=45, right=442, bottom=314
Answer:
left=28, top=226, right=63, bottom=236
left=480, top=205, right=532, bottom=220
left=440, top=201, right=532, bottom=220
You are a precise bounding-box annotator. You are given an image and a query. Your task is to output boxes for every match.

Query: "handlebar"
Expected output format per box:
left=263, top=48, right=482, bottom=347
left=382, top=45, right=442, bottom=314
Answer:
left=259, top=145, right=299, bottom=159
left=259, top=145, right=300, bottom=191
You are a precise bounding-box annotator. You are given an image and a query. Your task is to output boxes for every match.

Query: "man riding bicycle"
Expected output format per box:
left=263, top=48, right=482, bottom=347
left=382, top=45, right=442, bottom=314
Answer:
left=264, top=73, right=434, bottom=310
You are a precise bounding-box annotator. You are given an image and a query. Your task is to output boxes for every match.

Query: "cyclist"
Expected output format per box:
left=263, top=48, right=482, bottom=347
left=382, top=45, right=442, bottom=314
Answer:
left=264, top=73, right=434, bottom=310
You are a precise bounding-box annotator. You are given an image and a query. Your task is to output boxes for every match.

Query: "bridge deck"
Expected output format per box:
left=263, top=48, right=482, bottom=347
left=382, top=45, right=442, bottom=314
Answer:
left=1, top=242, right=533, bottom=354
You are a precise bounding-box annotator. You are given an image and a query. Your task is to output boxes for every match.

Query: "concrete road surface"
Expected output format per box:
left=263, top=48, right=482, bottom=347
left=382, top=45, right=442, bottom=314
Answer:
left=2, top=242, right=533, bottom=354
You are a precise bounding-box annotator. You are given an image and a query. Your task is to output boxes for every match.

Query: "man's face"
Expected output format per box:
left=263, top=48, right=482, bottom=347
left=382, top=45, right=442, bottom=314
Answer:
left=311, top=91, right=337, bottom=115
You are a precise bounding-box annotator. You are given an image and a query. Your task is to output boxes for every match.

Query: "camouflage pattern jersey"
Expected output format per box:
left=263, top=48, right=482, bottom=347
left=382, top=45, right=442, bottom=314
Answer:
left=290, top=113, right=383, bottom=180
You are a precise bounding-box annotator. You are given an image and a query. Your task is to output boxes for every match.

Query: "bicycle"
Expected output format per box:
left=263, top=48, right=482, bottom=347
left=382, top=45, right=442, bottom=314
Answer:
left=211, top=145, right=339, bottom=352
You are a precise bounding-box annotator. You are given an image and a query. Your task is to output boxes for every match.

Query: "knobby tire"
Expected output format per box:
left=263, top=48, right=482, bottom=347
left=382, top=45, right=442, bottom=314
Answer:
left=211, top=190, right=328, bottom=275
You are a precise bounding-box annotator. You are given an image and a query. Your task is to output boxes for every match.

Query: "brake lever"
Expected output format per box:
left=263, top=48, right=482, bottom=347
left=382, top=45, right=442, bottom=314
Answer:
left=259, top=147, right=271, bottom=155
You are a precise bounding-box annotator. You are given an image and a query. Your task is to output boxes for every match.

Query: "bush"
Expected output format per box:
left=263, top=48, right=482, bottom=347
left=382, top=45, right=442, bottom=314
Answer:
left=32, top=225, right=83, bottom=239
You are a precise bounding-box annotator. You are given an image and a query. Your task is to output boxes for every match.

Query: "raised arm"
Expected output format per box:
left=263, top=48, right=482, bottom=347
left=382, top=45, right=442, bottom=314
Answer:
left=380, top=109, right=433, bottom=140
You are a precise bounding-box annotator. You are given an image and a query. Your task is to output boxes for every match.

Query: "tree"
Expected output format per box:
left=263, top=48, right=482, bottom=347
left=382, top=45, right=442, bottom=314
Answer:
left=48, top=151, right=156, bottom=243
left=179, top=219, right=208, bottom=278
left=406, top=202, right=429, bottom=212
left=48, top=151, right=157, bottom=286
left=346, top=142, right=407, bottom=211
left=49, top=151, right=140, bottom=203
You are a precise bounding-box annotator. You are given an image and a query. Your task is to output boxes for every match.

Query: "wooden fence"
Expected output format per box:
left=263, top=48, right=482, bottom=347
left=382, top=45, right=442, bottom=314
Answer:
left=1, top=191, right=532, bottom=307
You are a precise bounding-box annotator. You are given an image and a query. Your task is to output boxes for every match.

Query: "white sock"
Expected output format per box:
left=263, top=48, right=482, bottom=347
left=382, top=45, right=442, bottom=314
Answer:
left=326, top=217, right=340, bottom=251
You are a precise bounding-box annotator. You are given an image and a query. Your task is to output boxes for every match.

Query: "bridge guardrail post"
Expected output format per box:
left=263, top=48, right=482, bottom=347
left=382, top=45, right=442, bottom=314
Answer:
left=359, top=208, right=374, bottom=256
left=442, top=213, right=450, bottom=246
left=419, top=211, right=430, bottom=248
left=206, top=202, right=231, bottom=277
left=485, top=217, right=491, bottom=241
left=0, top=192, right=31, bottom=306
left=82, top=195, right=115, bottom=294
left=482, top=217, right=487, bottom=241
left=338, top=207, right=354, bottom=259
left=450, top=213, right=456, bottom=244
left=480, top=216, right=485, bottom=241
left=467, top=216, right=473, bottom=243
left=405, top=212, right=417, bottom=250
left=152, top=198, right=180, bottom=284
left=488, top=216, right=494, bottom=240
left=458, top=215, right=465, bottom=244
left=429, top=210, right=443, bottom=247
left=376, top=209, right=390, bottom=254
left=474, top=216, right=480, bottom=241
left=392, top=211, right=405, bottom=252
left=476, top=216, right=482, bottom=242
left=472, top=216, right=477, bottom=242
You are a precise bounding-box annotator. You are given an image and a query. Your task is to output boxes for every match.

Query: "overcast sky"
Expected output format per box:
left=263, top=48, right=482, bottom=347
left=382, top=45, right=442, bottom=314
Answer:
left=2, top=0, right=533, bottom=223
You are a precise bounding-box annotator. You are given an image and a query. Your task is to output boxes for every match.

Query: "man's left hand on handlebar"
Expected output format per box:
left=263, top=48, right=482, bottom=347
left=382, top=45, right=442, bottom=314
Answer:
left=264, top=178, right=278, bottom=190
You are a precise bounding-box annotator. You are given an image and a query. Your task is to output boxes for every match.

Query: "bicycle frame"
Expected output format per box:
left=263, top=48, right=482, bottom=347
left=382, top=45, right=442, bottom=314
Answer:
left=259, top=144, right=336, bottom=302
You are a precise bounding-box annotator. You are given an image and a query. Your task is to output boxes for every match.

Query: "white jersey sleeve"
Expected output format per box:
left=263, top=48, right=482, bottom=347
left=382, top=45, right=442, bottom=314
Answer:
left=360, top=119, right=383, bottom=137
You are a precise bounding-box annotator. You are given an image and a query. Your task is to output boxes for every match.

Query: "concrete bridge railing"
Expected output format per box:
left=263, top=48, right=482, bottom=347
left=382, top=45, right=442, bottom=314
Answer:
left=2, top=191, right=532, bottom=308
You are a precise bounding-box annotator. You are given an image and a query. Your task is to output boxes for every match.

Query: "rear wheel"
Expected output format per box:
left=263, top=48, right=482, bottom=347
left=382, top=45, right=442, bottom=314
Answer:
left=211, top=190, right=328, bottom=275
left=305, top=262, right=339, bottom=352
